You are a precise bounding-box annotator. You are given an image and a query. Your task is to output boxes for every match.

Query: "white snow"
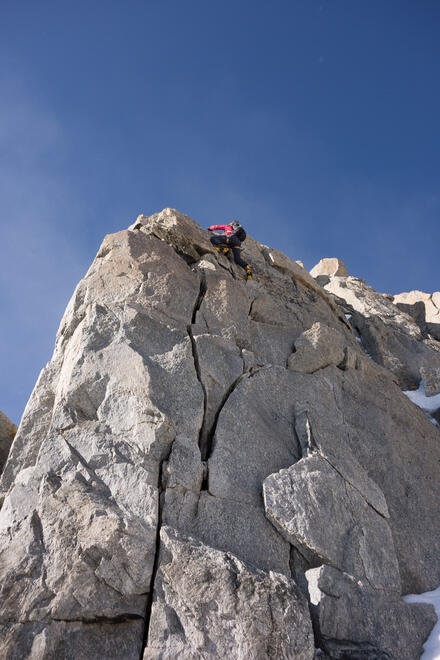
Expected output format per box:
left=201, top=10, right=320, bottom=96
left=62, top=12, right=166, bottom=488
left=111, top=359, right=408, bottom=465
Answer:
left=404, top=586, right=440, bottom=659
left=354, top=334, right=373, bottom=358
left=403, top=383, right=440, bottom=426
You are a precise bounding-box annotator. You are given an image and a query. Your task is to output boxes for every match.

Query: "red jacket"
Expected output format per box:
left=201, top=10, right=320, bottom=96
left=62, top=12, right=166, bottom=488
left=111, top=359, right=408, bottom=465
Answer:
left=208, top=224, right=235, bottom=236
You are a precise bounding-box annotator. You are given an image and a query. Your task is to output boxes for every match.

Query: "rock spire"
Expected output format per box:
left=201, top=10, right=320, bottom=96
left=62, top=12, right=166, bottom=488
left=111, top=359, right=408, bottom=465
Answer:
left=0, top=211, right=439, bottom=659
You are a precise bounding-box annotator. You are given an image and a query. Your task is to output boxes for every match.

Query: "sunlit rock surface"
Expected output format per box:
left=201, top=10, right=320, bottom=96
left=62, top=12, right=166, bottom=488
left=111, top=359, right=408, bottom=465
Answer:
left=0, top=211, right=439, bottom=659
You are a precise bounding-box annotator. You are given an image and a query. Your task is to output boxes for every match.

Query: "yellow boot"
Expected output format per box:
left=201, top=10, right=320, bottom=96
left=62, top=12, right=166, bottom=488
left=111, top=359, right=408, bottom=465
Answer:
left=246, top=265, right=252, bottom=280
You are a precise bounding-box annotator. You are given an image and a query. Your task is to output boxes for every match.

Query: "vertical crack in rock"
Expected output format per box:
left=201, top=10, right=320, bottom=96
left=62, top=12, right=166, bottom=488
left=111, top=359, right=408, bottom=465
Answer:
left=352, top=323, right=374, bottom=359
left=139, top=443, right=174, bottom=659
left=248, top=296, right=257, bottom=319
left=191, top=270, right=207, bottom=324
left=293, top=411, right=389, bottom=519
left=294, top=409, right=317, bottom=458
left=200, top=360, right=248, bottom=491
left=187, top=327, right=208, bottom=455
left=185, top=269, right=209, bottom=456
left=202, top=371, right=246, bottom=464
left=6, top=212, right=440, bottom=659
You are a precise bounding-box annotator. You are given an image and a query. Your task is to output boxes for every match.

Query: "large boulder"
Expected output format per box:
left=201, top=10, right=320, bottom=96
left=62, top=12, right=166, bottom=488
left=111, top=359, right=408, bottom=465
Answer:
left=263, top=453, right=400, bottom=592
left=287, top=322, right=350, bottom=373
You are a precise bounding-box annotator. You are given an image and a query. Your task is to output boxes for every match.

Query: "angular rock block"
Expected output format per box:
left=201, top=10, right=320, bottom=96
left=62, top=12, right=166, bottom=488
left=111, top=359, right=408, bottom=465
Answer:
left=287, top=322, right=348, bottom=374
left=144, top=526, right=315, bottom=659
left=306, top=565, right=436, bottom=660
left=310, top=258, right=349, bottom=278
left=263, top=453, right=400, bottom=592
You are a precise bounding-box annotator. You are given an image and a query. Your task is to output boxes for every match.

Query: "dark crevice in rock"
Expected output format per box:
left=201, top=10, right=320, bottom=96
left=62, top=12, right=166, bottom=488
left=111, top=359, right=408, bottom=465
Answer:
left=187, top=266, right=248, bottom=463
left=352, top=323, right=375, bottom=361
left=247, top=367, right=262, bottom=378
left=57, top=294, right=86, bottom=344
left=191, top=270, right=207, bottom=324
left=187, top=271, right=209, bottom=457
left=318, top=637, right=391, bottom=659
left=30, top=510, right=46, bottom=551
left=200, top=461, right=209, bottom=492
left=202, top=372, right=246, bottom=463
left=307, top=598, right=326, bottom=658
left=187, top=326, right=208, bottom=454
left=289, top=545, right=315, bottom=598
left=61, top=436, right=112, bottom=498
left=51, top=614, right=144, bottom=625
left=139, top=441, right=174, bottom=659
left=247, top=296, right=258, bottom=319
left=295, top=411, right=318, bottom=458
left=174, top=248, right=198, bottom=266
left=228, top=263, right=237, bottom=280
left=150, top=227, right=212, bottom=267
left=329, top=302, right=353, bottom=332
left=215, top=259, right=234, bottom=277
left=291, top=542, right=323, bottom=578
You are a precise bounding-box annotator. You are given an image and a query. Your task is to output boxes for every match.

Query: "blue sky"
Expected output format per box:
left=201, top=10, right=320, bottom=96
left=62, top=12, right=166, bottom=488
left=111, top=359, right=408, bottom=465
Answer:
left=1, top=0, right=439, bottom=423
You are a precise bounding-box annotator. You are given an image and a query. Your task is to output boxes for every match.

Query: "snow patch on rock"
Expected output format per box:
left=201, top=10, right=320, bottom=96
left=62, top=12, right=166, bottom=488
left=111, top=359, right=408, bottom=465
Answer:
left=403, top=383, right=440, bottom=426
left=404, top=586, right=440, bottom=659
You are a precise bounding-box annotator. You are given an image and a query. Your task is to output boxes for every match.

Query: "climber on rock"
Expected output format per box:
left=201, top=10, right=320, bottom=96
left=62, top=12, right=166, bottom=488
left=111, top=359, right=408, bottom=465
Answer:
left=208, top=221, right=252, bottom=280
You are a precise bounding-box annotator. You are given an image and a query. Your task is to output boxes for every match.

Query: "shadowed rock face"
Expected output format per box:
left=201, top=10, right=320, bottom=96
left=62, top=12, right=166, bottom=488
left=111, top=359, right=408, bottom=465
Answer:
left=314, top=266, right=440, bottom=395
left=393, top=290, right=440, bottom=342
left=0, top=412, right=16, bottom=474
left=1, top=210, right=439, bottom=659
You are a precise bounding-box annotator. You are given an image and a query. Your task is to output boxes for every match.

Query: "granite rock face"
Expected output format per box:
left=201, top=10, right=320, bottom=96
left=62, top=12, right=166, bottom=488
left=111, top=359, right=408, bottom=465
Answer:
left=287, top=322, right=348, bottom=373
left=313, top=263, right=440, bottom=394
left=264, top=453, right=400, bottom=592
left=393, top=289, right=440, bottom=341
left=306, top=565, right=437, bottom=660
left=144, top=526, right=314, bottom=660
left=0, top=211, right=439, bottom=659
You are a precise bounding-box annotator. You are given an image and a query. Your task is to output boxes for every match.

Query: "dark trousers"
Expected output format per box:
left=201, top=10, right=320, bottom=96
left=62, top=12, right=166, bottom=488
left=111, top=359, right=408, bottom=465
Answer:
left=210, top=234, right=248, bottom=269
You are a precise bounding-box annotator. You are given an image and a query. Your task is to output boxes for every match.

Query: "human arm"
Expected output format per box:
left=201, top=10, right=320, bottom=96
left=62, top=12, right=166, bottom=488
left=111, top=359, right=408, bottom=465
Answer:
left=208, top=224, right=228, bottom=232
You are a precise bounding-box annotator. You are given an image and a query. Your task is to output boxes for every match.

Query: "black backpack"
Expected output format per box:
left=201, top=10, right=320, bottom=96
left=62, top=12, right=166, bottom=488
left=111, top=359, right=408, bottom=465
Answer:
left=230, top=221, right=246, bottom=242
